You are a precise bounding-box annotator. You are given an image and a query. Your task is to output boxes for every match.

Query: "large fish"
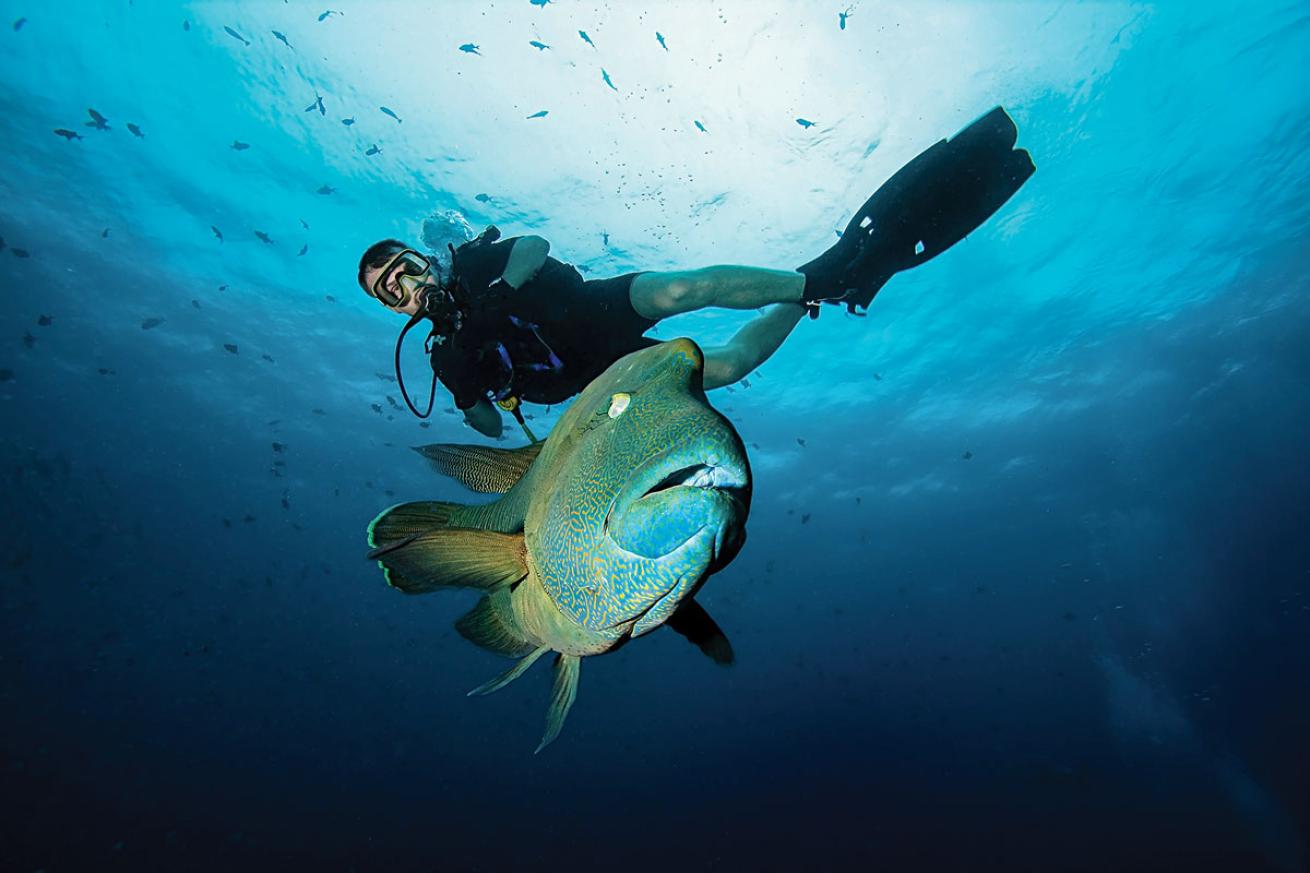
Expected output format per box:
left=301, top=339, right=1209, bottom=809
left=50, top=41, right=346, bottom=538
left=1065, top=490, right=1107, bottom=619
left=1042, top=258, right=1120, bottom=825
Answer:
left=366, top=339, right=751, bottom=751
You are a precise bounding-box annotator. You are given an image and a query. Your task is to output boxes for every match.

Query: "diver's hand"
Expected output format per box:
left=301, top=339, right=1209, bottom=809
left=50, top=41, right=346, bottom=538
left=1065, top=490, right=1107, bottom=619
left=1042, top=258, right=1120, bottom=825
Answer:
left=463, top=397, right=504, bottom=438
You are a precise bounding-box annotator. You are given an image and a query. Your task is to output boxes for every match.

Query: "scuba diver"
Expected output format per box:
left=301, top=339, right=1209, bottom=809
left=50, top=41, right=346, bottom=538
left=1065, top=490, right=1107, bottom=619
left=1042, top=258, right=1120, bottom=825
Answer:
left=357, top=106, right=1035, bottom=439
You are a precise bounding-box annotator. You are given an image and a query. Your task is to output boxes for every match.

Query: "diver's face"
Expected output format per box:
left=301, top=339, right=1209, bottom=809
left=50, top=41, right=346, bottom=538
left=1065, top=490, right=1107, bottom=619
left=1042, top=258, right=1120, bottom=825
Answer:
left=364, top=249, right=438, bottom=317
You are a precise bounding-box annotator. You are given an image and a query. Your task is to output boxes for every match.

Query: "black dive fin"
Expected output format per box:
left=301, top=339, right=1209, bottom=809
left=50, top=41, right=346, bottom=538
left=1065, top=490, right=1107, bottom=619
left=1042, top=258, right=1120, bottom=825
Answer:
left=535, top=654, right=580, bottom=754
left=412, top=442, right=544, bottom=494
left=366, top=502, right=527, bottom=594
left=456, top=589, right=536, bottom=656
left=667, top=599, right=735, bottom=666
left=467, top=644, right=550, bottom=695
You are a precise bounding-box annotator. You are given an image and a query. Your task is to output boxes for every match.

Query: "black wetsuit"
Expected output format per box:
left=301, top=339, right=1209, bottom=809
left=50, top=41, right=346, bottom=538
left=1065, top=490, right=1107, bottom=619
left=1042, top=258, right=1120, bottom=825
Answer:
left=431, top=236, right=658, bottom=410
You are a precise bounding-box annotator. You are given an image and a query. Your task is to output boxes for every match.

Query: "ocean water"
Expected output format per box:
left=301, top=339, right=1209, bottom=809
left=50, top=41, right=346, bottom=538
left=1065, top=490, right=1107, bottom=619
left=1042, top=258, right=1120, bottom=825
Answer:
left=2, top=2, right=1309, bottom=870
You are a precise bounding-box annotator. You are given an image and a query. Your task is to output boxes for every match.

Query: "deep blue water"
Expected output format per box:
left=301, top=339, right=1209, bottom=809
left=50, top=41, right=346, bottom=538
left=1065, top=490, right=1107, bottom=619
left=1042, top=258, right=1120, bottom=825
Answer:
left=3, top=2, right=1309, bottom=871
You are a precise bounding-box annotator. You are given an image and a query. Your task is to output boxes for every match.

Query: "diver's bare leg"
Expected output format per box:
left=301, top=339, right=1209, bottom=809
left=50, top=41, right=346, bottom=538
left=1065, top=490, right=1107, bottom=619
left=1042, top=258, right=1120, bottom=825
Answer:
left=630, top=266, right=804, bottom=319
left=702, top=303, right=806, bottom=390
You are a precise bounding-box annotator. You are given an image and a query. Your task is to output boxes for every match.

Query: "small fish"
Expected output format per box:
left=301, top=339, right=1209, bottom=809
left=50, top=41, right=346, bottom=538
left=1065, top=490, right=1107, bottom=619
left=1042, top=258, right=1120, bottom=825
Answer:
left=22, top=331, right=35, bottom=348
left=272, top=442, right=286, bottom=453
left=14, top=17, right=27, bottom=31
left=126, top=122, right=143, bottom=138
left=262, top=353, right=276, bottom=363
left=224, top=26, right=250, bottom=47
left=656, top=31, right=668, bottom=51
left=183, top=20, right=190, bottom=31
left=218, top=284, right=229, bottom=291
left=211, top=226, right=224, bottom=242
left=526, top=109, right=549, bottom=119
left=316, top=185, right=335, bottom=195
left=101, top=228, right=110, bottom=238
left=305, top=92, right=325, bottom=115
left=272, top=30, right=292, bottom=48
left=601, top=231, right=609, bottom=246
left=873, top=372, right=881, bottom=381
left=740, top=378, right=751, bottom=388
left=724, top=385, right=734, bottom=394
left=962, top=450, right=973, bottom=460
left=694, top=120, right=707, bottom=133
left=796, top=437, right=807, bottom=447
left=475, top=193, right=491, bottom=203
left=312, top=408, right=326, bottom=415
left=192, top=299, right=201, bottom=309
left=601, top=69, right=617, bottom=91
left=141, top=317, right=164, bottom=330
left=281, top=492, right=290, bottom=510
left=0, top=369, right=13, bottom=382
left=578, top=265, right=591, bottom=273
left=379, top=106, right=402, bottom=123
left=365, top=143, right=381, bottom=156
left=796, top=118, right=815, bottom=129
left=324, top=294, right=336, bottom=302
left=37, top=315, right=53, bottom=326
left=231, top=140, right=250, bottom=150
left=385, top=395, right=402, bottom=410
left=243, top=514, right=256, bottom=524
left=839, top=8, right=853, bottom=30
left=578, top=30, right=595, bottom=48
left=54, top=128, right=82, bottom=141
left=529, top=40, right=550, bottom=50
left=297, top=244, right=308, bottom=256
left=376, top=371, right=397, bottom=382
left=318, top=10, right=341, bottom=22
left=12, top=248, right=30, bottom=258
left=224, top=343, right=239, bottom=354
left=459, top=43, right=481, bottom=55
left=84, top=108, right=110, bottom=130
left=801, top=513, right=811, bottom=524
left=370, top=403, right=383, bottom=414
left=300, top=218, right=310, bottom=229
left=341, top=117, right=355, bottom=126
left=529, top=0, right=550, bottom=6
left=254, top=230, right=273, bottom=243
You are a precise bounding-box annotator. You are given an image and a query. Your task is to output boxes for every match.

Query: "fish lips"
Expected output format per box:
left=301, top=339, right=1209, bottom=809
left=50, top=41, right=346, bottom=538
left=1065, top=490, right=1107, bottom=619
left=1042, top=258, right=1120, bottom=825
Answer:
left=604, top=450, right=750, bottom=563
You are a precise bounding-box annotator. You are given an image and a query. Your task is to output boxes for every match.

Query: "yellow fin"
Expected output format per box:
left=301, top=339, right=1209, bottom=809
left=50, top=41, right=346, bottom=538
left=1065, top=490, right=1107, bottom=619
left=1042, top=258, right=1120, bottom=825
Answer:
left=412, top=442, right=544, bottom=494
left=369, top=526, right=527, bottom=595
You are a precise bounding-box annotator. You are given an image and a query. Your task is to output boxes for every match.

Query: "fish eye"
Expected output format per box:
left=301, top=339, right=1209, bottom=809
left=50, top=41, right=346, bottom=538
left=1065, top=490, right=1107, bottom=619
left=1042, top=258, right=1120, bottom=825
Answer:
left=607, top=393, right=631, bottom=419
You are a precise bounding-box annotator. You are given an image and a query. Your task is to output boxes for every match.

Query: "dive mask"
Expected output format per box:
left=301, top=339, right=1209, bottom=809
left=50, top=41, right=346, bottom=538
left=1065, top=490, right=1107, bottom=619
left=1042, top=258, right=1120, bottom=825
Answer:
left=370, top=248, right=436, bottom=309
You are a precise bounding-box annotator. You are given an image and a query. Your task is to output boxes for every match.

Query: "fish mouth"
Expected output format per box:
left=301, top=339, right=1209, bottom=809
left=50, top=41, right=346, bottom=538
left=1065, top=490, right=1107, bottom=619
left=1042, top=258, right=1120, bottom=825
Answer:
left=605, top=451, right=750, bottom=534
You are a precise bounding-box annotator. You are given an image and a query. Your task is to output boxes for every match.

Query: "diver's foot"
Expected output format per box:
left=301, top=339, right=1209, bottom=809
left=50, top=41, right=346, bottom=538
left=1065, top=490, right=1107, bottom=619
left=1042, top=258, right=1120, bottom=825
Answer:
left=798, top=106, right=1036, bottom=318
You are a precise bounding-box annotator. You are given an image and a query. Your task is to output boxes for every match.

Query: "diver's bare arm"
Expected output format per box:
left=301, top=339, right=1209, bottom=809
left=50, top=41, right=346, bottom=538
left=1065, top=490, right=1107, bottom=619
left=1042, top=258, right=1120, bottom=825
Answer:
left=501, top=236, right=550, bottom=289
left=463, top=397, right=504, bottom=438
left=702, top=303, right=805, bottom=389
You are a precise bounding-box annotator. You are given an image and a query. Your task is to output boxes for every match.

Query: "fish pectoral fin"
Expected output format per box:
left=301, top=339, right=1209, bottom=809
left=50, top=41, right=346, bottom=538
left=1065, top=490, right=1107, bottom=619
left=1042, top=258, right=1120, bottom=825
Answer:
left=535, top=654, right=581, bottom=754
left=456, top=589, right=536, bottom=656
left=666, top=599, right=735, bottom=666
left=369, top=526, right=527, bottom=595
left=412, top=442, right=544, bottom=494
left=467, top=645, right=550, bottom=696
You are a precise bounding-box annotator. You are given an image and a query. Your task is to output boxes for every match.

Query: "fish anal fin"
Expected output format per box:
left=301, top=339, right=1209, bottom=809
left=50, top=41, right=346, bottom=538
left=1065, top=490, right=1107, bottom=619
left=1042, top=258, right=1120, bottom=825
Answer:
left=412, top=442, right=544, bottom=494
left=667, top=599, right=734, bottom=666
left=535, top=654, right=580, bottom=754
left=468, top=645, right=549, bottom=696
left=371, top=528, right=526, bottom=595
left=456, top=589, right=535, bottom=656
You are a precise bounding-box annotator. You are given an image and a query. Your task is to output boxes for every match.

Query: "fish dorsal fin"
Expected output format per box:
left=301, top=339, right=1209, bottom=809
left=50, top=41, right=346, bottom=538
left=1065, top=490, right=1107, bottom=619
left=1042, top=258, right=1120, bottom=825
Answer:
left=536, top=654, right=581, bottom=754
left=666, top=599, right=734, bottom=666
left=366, top=501, right=527, bottom=594
left=456, top=589, right=536, bottom=656
left=412, top=442, right=544, bottom=494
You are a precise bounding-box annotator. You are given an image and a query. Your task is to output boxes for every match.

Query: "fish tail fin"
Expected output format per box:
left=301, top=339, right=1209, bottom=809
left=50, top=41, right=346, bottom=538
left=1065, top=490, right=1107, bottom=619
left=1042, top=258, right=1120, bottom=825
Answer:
left=535, top=654, right=581, bottom=754
left=365, top=501, right=527, bottom=594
